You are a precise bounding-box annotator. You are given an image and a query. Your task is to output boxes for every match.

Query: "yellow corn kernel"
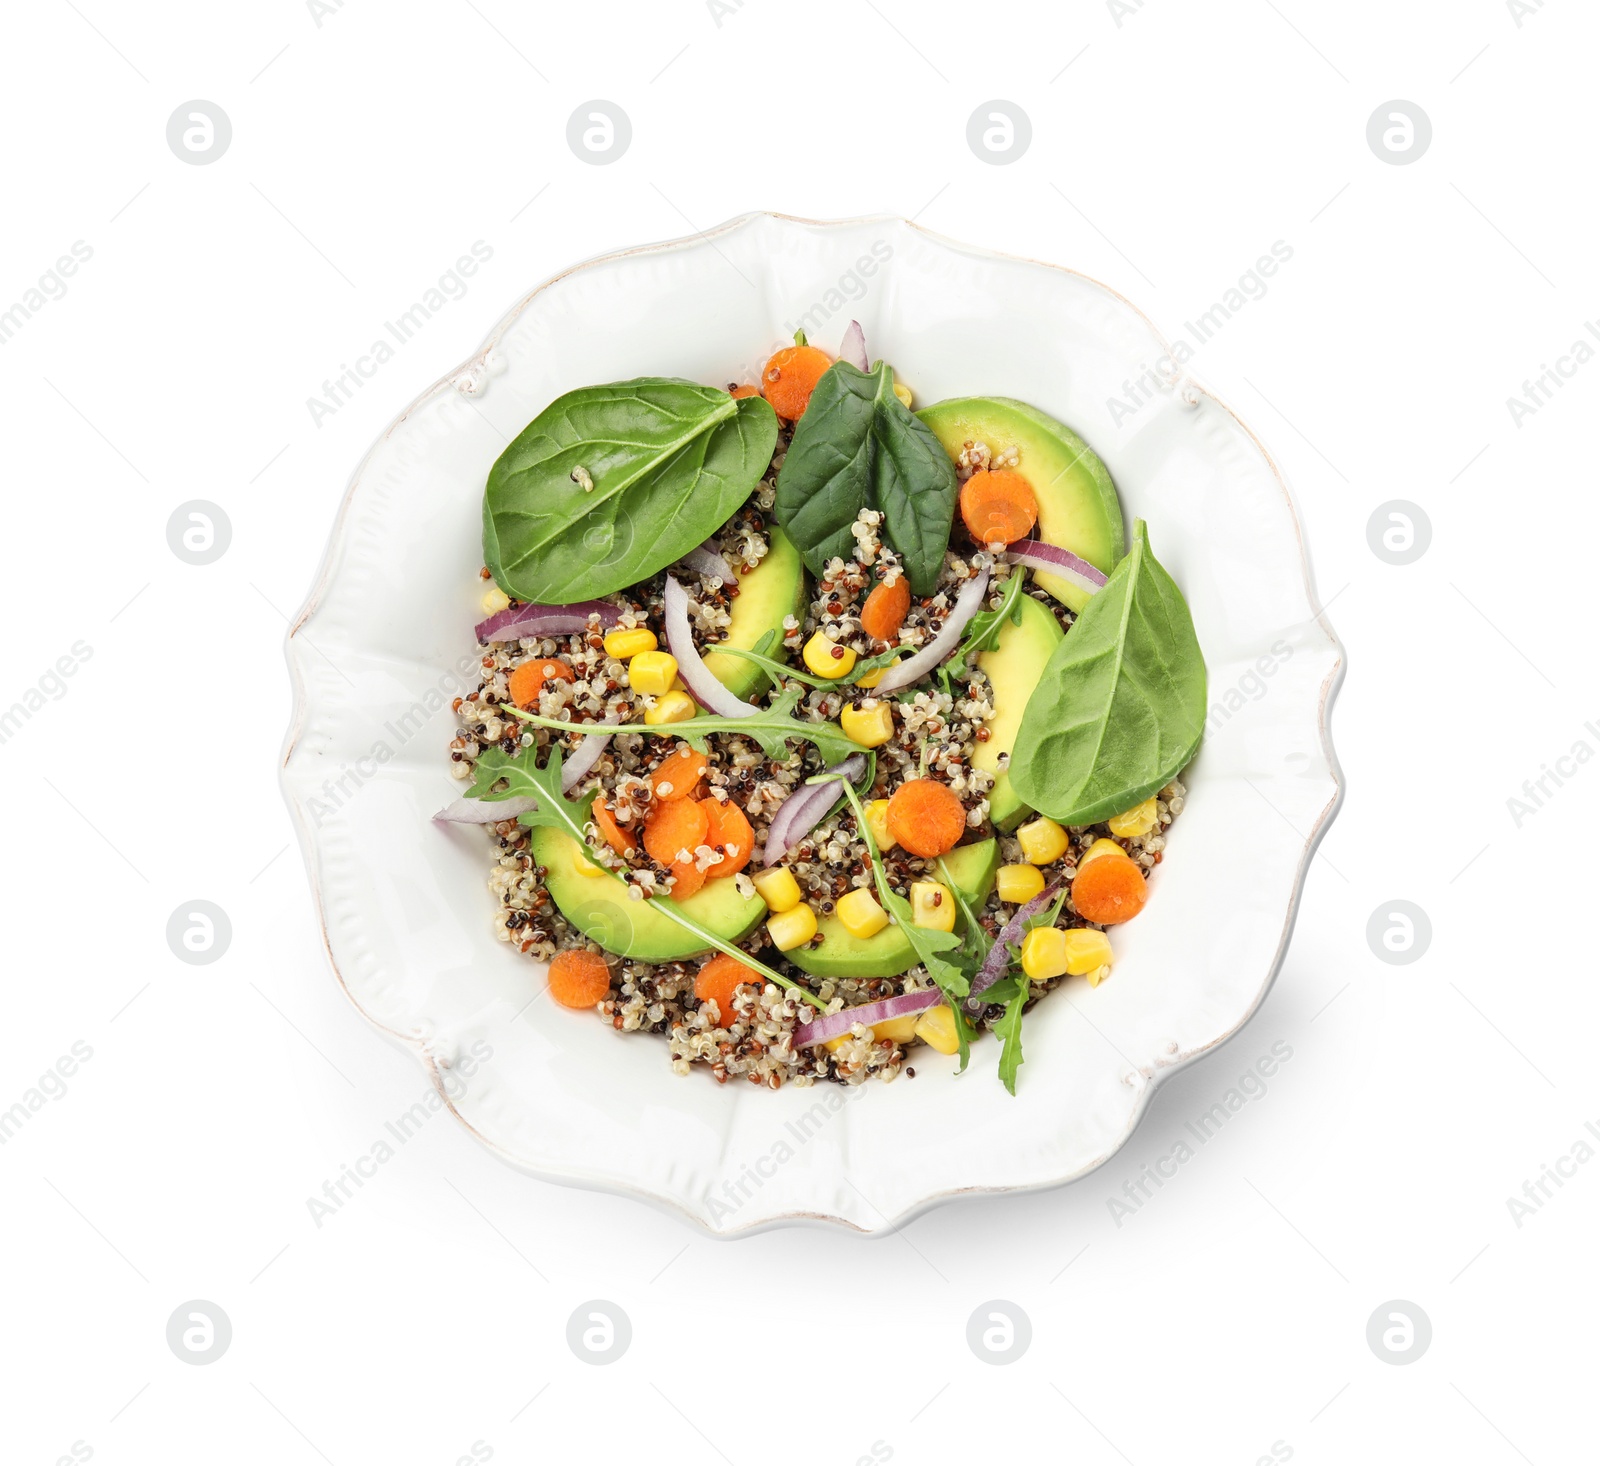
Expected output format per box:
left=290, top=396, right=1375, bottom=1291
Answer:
left=914, top=1004, right=959, bottom=1055
left=892, top=379, right=913, bottom=408
left=1018, top=816, right=1069, bottom=865
left=996, top=863, right=1045, bottom=905
left=864, top=799, right=896, bottom=852
left=802, top=630, right=857, bottom=679
left=854, top=664, right=886, bottom=689
left=874, top=1013, right=920, bottom=1043
left=840, top=700, right=895, bottom=748
left=573, top=844, right=607, bottom=879
left=910, top=880, right=955, bottom=933
left=1079, top=837, right=1125, bottom=869
left=643, top=690, right=696, bottom=726
left=751, top=867, right=801, bottom=912
left=480, top=583, right=511, bottom=614
left=603, top=627, right=658, bottom=659
left=1084, top=964, right=1112, bottom=988
left=836, top=888, right=889, bottom=939
left=627, top=650, right=678, bottom=696
left=1108, top=797, right=1158, bottom=839
left=1062, top=928, right=1114, bottom=976
left=767, top=902, right=817, bottom=951
left=1020, top=927, right=1068, bottom=980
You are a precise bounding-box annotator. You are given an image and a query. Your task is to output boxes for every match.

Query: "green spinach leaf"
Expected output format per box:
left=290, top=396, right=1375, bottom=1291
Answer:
left=1011, top=519, right=1206, bottom=826
left=775, top=361, right=956, bottom=596
left=484, top=378, right=778, bottom=603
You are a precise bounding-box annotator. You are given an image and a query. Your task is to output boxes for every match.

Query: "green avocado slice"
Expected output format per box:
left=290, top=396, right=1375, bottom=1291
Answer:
left=699, top=526, right=808, bottom=702
left=973, top=593, right=1065, bottom=830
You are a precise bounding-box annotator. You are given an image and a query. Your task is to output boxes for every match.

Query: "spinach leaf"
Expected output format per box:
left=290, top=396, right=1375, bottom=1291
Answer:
left=483, top=378, right=778, bottom=603
left=1011, top=519, right=1206, bottom=826
left=775, top=361, right=956, bottom=596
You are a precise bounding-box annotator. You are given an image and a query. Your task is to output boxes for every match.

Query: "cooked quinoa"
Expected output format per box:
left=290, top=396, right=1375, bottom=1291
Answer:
left=451, top=424, right=1185, bottom=1088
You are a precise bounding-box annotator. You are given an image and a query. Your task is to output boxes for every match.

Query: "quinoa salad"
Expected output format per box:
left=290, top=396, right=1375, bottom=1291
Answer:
left=437, top=323, right=1207, bottom=1093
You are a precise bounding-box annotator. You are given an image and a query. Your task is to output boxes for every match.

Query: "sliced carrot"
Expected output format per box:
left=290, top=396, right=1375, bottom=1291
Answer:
left=650, top=745, right=709, bottom=801
left=695, top=952, right=759, bottom=1027
left=643, top=796, right=710, bottom=867
left=668, top=857, right=707, bottom=899
left=591, top=795, right=637, bottom=856
left=729, top=384, right=760, bottom=400
left=886, top=779, right=966, bottom=858
left=860, top=576, right=911, bottom=642
left=761, top=344, right=833, bottom=420
left=547, top=949, right=612, bottom=1008
left=959, top=469, right=1039, bottom=546
left=508, top=657, right=573, bottom=709
left=1071, top=851, right=1148, bottom=925
left=701, top=799, right=753, bottom=878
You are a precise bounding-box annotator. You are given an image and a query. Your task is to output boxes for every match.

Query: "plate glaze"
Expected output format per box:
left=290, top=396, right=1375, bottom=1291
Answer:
left=280, top=213, right=1344, bottom=1236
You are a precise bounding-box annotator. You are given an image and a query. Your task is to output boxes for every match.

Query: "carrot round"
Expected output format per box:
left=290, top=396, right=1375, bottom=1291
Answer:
left=591, top=795, right=637, bottom=856
left=668, top=857, right=706, bottom=898
left=702, top=799, right=753, bottom=877
left=960, top=469, right=1039, bottom=546
left=729, top=384, right=760, bottom=400
left=860, top=576, right=911, bottom=642
left=695, top=953, right=758, bottom=1027
left=651, top=745, right=709, bottom=801
left=508, top=657, right=573, bottom=709
left=1071, top=851, right=1148, bottom=924
left=547, top=948, right=611, bottom=1008
left=761, top=344, right=833, bottom=420
left=886, top=779, right=966, bottom=858
left=644, top=797, right=710, bottom=866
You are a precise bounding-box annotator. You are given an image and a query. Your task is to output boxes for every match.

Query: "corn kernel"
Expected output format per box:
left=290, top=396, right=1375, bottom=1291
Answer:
left=627, top=650, right=678, bottom=696
left=481, top=583, right=510, bottom=614
left=892, top=379, right=913, bottom=408
left=1021, top=927, right=1068, bottom=979
left=914, top=1004, right=959, bottom=1054
left=752, top=867, right=801, bottom=912
left=836, top=888, right=889, bottom=939
left=1085, top=964, right=1112, bottom=988
left=996, top=863, right=1045, bottom=904
left=1063, top=928, right=1114, bottom=975
left=767, top=902, right=817, bottom=951
left=643, top=690, right=696, bottom=726
left=864, top=799, right=896, bottom=852
left=840, top=700, right=895, bottom=748
left=802, top=630, right=857, bottom=679
left=573, top=844, right=607, bottom=879
left=910, top=881, right=955, bottom=933
left=875, top=1013, right=920, bottom=1043
left=603, top=627, right=658, bottom=659
left=1018, top=816, right=1069, bottom=865
left=854, top=664, right=886, bottom=689
left=1079, top=837, right=1125, bottom=869
left=1108, top=797, right=1159, bottom=839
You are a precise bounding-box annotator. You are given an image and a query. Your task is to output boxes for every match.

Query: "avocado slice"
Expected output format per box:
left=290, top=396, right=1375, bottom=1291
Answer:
left=917, top=397, right=1124, bottom=612
left=785, top=839, right=1000, bottom=980
left=529, top=828, right=766, bottom=962
left=700, top=526, right=808, bottom=702
left=973, top=593, right=1065, bottom=830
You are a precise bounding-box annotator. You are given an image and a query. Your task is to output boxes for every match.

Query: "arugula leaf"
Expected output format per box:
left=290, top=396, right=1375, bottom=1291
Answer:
left=1011, top=520, right=1207, bottom=826
left=994, top=981, right=1028, bottom=1095
left=709, top=639, right=909, bottom=692
left=775, top=361, right=957, bottom=596
left=466, top=743, right=824, bottom=1008
left=484, top=378, right=778, bottom=603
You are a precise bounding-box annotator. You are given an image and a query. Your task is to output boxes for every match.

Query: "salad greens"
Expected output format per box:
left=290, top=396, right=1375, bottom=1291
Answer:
left=484, top=378, right=777, bottom=604
left=1011, top=520, right=1207, bottom=827
left=775, top=360, right=957, bottom=596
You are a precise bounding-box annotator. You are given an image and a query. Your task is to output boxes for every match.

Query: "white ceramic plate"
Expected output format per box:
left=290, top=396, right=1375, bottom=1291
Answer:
left=280, top=212, right=1344, bottom=1236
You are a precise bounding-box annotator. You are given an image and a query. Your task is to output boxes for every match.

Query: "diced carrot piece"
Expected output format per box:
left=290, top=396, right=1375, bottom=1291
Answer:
left=860, top=576, right=911, bottom=642
left=591, top=795, right=637, bottom=856
left=729, top=384, right=760, bottom=399
left=547, top=949, right=612, bottom=1008
left=668, top=857, right=707, bottom=898
left=650, top=745, right=709, bottom=801
left=959, top=469, right=1039, bottom=546
left=885, top=779, right=966, bottom=858
left=643, top=797, right=710, bottom=867
left=1071, top=851, right=1148, bottom=925
left=702, top=799, right=753, bottom=877
left=761, top=344, right=834, bottom=420
left=695, top=952, right=759, bottom=1027
left=508, top=657, right=574, bottom=709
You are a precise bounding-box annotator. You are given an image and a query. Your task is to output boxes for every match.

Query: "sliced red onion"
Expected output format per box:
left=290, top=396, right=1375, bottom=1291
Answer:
left=680, top=539, right=735, bottom=584
left=663, top=574, right=758, bottom=719
left=873, top=567, right=991, bottom=694
left=970, top=878, right=1066, bottom=1001
left=1006, top=539, right=1108, bottom=595
left=560, top=713, right=620, bottom=792
left=840, top=319, right=868, bottom=372
left=761, top=754, right=867, bottom=866
left=794, top=986, right=942, bottom=1048
left=433, top=795, right=538, bottom=824
left=476, top=600, right=620, bottom=644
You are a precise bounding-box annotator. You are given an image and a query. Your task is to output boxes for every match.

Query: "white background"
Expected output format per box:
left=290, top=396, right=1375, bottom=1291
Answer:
left=1, top=1, right=1594, bottom=1462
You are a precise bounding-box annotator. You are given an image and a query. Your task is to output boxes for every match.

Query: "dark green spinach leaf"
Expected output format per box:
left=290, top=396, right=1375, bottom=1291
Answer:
left=1011, top=519, right=1206, bottom=826
left=775, top=361, right=956, bottom=596
left=484, top=378, right=777, bottom=603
